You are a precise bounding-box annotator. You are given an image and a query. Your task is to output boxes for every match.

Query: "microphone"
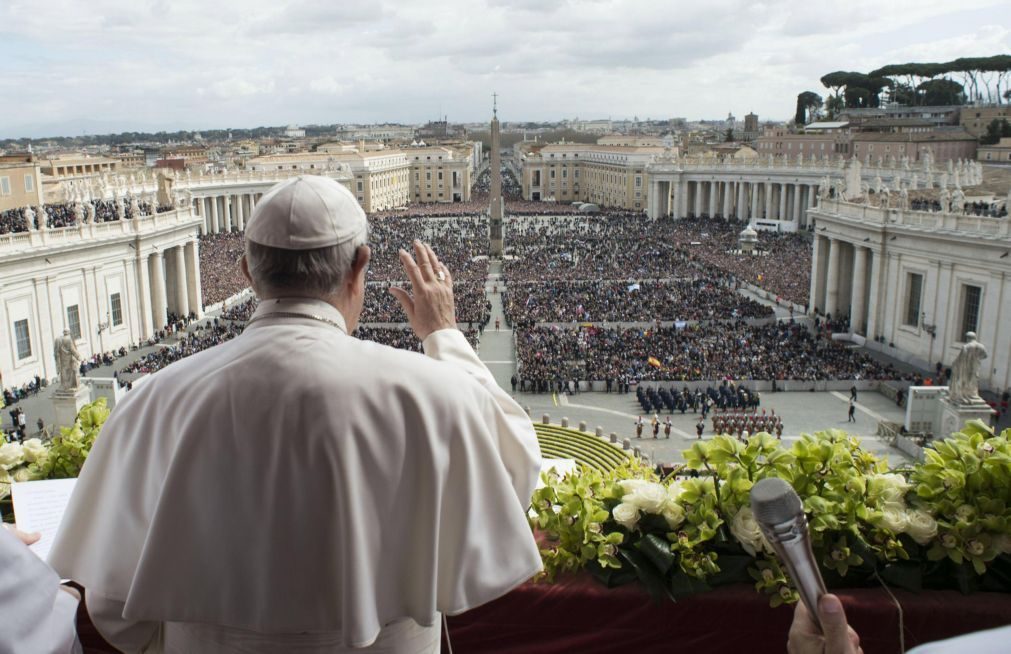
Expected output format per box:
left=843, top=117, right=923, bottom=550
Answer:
left=750, top=477, right=827, bottom=629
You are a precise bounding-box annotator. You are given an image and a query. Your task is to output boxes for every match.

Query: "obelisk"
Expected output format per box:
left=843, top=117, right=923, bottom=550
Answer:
left=489, top=93, right=504, bottom=256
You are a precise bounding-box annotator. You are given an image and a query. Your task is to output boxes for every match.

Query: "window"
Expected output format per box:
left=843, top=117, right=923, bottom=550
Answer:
left=904, top=273, right=923, bottom=327
left=357, top=181, right=363, bottom=192
left=961, top=285, right=982, bottom=337
left=0, top=176, right=10, bottom=195
left=24, top=175, right=34, bottom=192
left=438, top=172, right=443, bottom=181
left=110, top=293, right=123, bottom=326
left=426, top=172, right=431, bottom=181
left=635, top=176, right=642, bottom=188
left=66, top=305, right=82, bottom=339
left=14, top=319, right=31, bottom=360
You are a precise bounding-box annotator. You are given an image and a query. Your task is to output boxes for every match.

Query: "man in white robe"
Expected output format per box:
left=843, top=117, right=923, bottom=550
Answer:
left=0, top=525, right=82, bottom=653
left=48, top=175, right=543, bottom=652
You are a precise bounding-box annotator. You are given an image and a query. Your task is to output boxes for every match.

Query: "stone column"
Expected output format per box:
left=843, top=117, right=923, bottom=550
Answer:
left=174, top=246, right=189, bottom=318
left=736, top=182, right=747, bottom=221
left=866, top=249, right=884, bottom=339
left=764, top=182, right=773, bottom=219
left=851, top=246, right=868, bottom=334
left=809, top=235, right=821, bottom=313
left=223, top=195, right=232, bottom=232
left=792, top=185, right=802, bottom=223
left=723, top=182, right=733, bottom=218
left=825, top=238, right=840, bottom=318
left=236, top=194, right=246, bottom=231
left=750, top=182, right=759, bottom=220
left=778, top=183, right=787, bottom=221
left=136, top=253, right=154, bottom=339
left=150, top=251, right=168, bottom=330
left=708, top=182, right=718, bottom=217
left=186, top=240, right=204, bottom=319
left=693, top=181, right=703, bottom=217
left=210, top=196, right=220, bottom=234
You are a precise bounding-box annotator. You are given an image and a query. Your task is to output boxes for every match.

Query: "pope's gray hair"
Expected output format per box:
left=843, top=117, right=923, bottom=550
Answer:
left=244, top=230, right=368, bottom=298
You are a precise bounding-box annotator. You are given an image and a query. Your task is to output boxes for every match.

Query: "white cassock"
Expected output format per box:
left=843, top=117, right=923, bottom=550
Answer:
left=0, top=526, right=81, bottom=653
left=48, top=298, right=543, bottom=653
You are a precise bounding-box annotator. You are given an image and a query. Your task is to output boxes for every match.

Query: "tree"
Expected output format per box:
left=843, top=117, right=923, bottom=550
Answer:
left=917, top=78, right=964, bottom=106
left=795, top=91, right=823, bottom=125
left=724, top=127, right=735, bottom=142
left=981, top=119, right=1011, bottom=145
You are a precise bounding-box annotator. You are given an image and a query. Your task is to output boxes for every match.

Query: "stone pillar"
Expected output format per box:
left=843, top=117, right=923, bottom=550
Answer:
left=809, top=235, right=821, bottom=313
left=764, top=182, right=773, bottom=219
left=750, top=182, right=759, bottom=219
left=174, top=245, right=189, bottom=318
left=708, top=181, right=718, bottom=216
left=136, top=252, right=154, bottom=339
left=851, top=246, right=868, bottom=334
left=792, top=185, right=803, bottom=223
left=723, top=181, right=733, bottom=218
left=693, top=181, right=703, bottom=217
left=222, top=195, right=232, bottom=232
left=210, top=196, right=220, bottom=234
left=737, top=182, right=747, bottom=221
left=186, top=240, right=204, bottom=319
left=825, top=238, right=840, bottom=318
left=236, top=194, right=246, bottom=231
left=150, top=251, right=168, bottom=330
left=778, top=183, right=787, bottom=221
left=866, top=249, right=884, bottom=338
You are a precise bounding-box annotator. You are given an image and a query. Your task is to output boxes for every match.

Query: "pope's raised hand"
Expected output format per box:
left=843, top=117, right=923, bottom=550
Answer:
left=389, top=240, right=457, bottom=342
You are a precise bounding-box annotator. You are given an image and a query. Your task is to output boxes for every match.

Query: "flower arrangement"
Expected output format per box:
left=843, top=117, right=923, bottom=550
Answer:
left=0, top=398, right=110, bottom=500
left=530, top=421, right=1011, bottom=605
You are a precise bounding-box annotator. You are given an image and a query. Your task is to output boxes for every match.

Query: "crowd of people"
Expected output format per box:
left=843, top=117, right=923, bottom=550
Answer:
left=910, top=197, right=1008, bottom=218
left=670, top=217, right=813, bottom=307
left=199, top=232, right=247, bottom=305
left=0, top=199, right=156, bottom=235
left=514, top=320, right=908, bottom=388
left=120, top=321, right=245, bottom=377
left=504, top=278, right=771, bottom=324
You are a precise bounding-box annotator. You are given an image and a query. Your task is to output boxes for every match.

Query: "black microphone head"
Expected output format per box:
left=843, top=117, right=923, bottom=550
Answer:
left=750, top=477, right=803, bottom=525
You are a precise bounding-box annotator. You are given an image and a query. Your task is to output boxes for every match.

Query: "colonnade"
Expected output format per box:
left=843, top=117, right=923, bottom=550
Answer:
left=135, top=239, right=203, bottom=338
left=809, top=234, right=881, bottom=336
left=192, top=192, right=263, bottom=235
left=681, top=180, right=820, bottom=227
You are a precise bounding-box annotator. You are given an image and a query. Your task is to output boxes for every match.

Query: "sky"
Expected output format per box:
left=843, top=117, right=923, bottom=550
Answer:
left=1, top=0, right=1009, bottom=138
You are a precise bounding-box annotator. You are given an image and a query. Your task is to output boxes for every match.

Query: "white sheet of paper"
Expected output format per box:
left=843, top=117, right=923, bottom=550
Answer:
left=535, top=458, right=578, bottom=489
left=11, top=478, right=78, bottom=562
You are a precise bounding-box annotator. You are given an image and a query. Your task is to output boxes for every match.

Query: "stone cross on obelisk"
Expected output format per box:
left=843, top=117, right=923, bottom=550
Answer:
left=489, top=92, right=504, bottom=257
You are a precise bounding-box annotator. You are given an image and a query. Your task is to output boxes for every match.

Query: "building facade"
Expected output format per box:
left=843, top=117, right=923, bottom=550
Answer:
left=809, top=198, right=1011, bottom=393
left=0, top=158, right=43, bottom=213
left=403, top=146, right=471, bottom=204
left=0, top=208, right=204, bottom=387
left=519, top=142, right=663, bottom=210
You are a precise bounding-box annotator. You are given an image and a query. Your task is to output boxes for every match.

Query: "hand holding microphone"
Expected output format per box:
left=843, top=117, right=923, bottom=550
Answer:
left=750, top=478, right=863, bottom=654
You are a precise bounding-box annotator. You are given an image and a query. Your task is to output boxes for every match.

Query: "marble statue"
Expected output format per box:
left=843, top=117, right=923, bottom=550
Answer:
left=54, top=329, right=83, bottom=391
left=818, top=177, right=830, bottom=200
left=24, top=205, right=35, bottom=231
left=922, top=150, right=934, bottom=172
left=874, top=176, right=883, bottom=194
left=953, top=168, right=961, bottom=189
left=72, top=202, right=85, bottom=224
left=115, top=196, right=126, bottom=221
left=844, top=158, right=863, bottom=200
left=939, top=172, right=949, bottom=190
left=948, top=332, right=988, bottom=405
left=947, top=159, right=954, bottom=175
left=951, top=187, right=966, bottom=213
left=1006, top=189, right=1011, bottom=216
left=911, top=173, right=919, bottom=190
left=899, top=184, right=909, bottom=210
left=86, top=202, right=97, bottom=223
left=939, top=188, right=951, bottom=213
left=129, top=194, right=141, bottom=218
left=879, top=187, right=891, bottom=209
left=902, top=156, right=911, bottom=171
left=36, top=205, right=47, bottom=230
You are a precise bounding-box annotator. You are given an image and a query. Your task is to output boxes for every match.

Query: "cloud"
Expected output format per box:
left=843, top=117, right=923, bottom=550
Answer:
left=1, top=0, right=1008, bottom=137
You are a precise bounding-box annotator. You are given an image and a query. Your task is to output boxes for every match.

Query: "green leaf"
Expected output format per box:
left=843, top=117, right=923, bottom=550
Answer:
left=638, top=534, right=676, bottom=576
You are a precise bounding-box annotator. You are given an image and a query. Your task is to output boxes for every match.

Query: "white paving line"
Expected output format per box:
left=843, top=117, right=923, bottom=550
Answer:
left=564, top=402, right=695, bottom=440
left=829, top=391, right=891, bottom=422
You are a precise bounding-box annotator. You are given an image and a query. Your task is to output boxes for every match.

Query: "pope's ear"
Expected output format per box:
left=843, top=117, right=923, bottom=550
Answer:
left=239, top=254, right=253, bottom=285
left=350, top=245, right=371, bottom=284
